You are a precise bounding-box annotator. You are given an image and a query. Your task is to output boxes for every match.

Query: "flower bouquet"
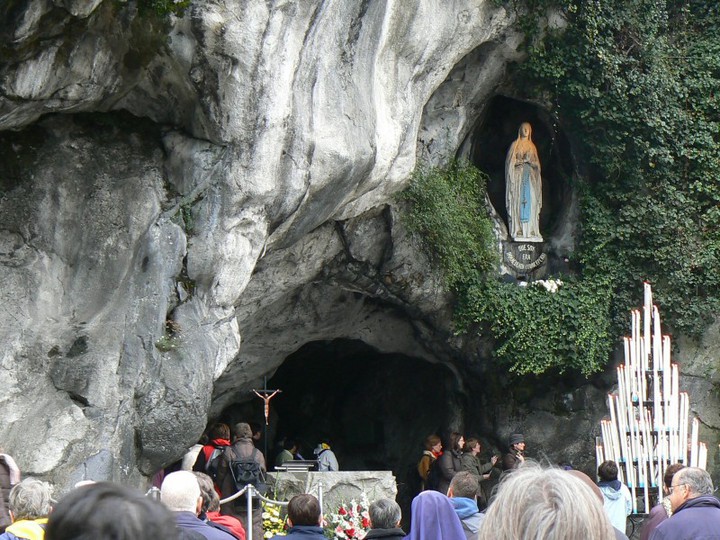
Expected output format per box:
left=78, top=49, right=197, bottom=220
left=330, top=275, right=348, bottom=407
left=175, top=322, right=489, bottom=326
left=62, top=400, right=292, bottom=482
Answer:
left=262, top=500, right=287, bottom=538
left=323, top=493, right=371, bottom=539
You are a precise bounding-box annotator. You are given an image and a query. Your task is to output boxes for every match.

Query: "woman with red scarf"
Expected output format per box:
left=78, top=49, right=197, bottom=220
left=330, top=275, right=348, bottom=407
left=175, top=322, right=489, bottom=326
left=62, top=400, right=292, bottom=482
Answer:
left=417, top=434, right=443, bottom=491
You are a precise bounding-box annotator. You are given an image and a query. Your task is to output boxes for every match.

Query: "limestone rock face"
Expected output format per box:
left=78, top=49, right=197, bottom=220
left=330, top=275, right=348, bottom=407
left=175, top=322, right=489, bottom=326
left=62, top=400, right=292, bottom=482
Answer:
left=2, top=0, right=718, bottom=494
left=0, top=0, right=524, bottom=488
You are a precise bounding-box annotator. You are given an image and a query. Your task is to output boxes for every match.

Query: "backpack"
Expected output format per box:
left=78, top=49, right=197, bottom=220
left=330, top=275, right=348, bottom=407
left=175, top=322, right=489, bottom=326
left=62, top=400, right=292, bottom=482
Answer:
left=425, top=457, right=442, bottom=492
left=205, top=446, right=226, bottom=482
left=228, top=447, right=267, bottom=496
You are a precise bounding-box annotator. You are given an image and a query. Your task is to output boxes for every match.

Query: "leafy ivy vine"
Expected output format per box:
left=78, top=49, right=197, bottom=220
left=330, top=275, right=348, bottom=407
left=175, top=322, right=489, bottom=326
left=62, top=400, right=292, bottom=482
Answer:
left=400, top=161, right=612, bottom=376
left=523, top=0, right=720, bottom=337
left=399, top=1, right=720, bottom=376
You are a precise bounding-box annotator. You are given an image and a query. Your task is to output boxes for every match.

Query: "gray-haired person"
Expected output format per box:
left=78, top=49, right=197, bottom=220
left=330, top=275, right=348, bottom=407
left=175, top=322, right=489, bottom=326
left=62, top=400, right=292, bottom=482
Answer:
left=650, top=467, right=720, bottom=540
left=478, top=463, right=616, bottom=540
left=0, top=478, right=53, bottom=540
left=365, top=498, right=405, bottom=540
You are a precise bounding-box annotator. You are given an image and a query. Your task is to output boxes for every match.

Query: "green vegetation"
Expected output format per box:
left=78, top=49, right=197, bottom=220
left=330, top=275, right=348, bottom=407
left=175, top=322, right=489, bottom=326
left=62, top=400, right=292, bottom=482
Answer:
left=401, top=2, right=720, bottom=376
left=136, top=0, right=191, bottom=17
left=524, top=0, right=720, bottom=336
left=400, top=162, right=612, bottom=376
left=400, top=161, right=497, bottom=289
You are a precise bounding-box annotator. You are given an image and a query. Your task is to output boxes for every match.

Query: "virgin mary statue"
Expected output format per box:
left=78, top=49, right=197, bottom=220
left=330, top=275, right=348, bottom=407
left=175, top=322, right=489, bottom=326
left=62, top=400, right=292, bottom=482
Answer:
left=505, top=122, right=543, bottom=242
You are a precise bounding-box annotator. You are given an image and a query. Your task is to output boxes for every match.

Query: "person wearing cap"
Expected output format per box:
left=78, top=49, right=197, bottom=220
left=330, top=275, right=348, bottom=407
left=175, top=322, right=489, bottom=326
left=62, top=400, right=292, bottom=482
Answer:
left=313, top=439, right=339, bottom=472
left=501, top=434, right=525, bottom=471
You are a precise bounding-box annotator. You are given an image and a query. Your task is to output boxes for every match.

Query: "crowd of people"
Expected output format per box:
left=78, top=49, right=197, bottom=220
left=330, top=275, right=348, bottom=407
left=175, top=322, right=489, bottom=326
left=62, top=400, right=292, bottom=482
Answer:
left=2, top=428, right=720, bottom=540
left=412, top=431, right=720, bottom=540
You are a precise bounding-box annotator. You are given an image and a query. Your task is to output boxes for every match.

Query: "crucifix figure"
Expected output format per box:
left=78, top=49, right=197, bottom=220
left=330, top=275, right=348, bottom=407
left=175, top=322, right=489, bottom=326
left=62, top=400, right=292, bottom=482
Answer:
left=253, top=387, right=281, bottom=425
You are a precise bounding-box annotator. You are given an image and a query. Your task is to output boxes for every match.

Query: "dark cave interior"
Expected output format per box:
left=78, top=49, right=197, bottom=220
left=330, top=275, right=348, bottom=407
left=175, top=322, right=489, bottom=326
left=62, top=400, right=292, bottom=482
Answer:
left=218, top=338, right=469, bottom=521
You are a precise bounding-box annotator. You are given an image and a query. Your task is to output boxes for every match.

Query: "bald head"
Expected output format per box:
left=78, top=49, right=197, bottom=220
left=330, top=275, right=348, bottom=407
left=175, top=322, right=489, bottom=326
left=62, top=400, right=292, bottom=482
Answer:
left=161, top=471, right=201, bottom=513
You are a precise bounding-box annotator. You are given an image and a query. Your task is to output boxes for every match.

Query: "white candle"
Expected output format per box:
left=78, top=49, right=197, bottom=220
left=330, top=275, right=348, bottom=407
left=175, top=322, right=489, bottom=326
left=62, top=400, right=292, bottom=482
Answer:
left=643, top=286, right=651, bottom=373
left=663, top=336, right=671, bottom=429
left=654, top=372, right=662, bottom=429
left=610, top=397, right=622, bottom=463
left=699, top=443, right=707, bottom=470
left=682, top=393, right=690, bottom=464
left=653, top=305, right=662, bottom=370
left=645, top=409, right=655, bottom=489
left=642, top=457, right=650, bottom=514
left=691, top=417, right=699, bottom=467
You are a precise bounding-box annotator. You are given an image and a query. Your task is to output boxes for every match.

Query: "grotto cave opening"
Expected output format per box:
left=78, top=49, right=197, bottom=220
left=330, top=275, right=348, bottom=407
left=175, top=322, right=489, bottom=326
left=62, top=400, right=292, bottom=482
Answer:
left=217, top=338, right=462, bottom=510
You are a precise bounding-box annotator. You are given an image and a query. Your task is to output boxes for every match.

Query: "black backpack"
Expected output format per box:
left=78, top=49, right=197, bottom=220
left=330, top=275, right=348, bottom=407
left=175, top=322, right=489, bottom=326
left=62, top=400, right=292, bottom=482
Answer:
left=228, top=447, right=267, bottom=496
left=425, top=457, right=442, bottom=491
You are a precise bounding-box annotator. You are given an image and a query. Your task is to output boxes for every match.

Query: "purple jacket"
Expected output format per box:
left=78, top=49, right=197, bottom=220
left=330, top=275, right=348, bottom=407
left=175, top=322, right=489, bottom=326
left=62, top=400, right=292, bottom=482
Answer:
left=640, top=501, right=670, bottom=540
left=650, top=495, right=720, bottom=540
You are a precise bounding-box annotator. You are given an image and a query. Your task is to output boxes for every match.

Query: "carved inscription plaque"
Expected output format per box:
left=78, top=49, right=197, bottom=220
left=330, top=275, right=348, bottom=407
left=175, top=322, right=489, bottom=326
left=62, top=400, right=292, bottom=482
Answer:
left=504, top=242, right=546, bottom=273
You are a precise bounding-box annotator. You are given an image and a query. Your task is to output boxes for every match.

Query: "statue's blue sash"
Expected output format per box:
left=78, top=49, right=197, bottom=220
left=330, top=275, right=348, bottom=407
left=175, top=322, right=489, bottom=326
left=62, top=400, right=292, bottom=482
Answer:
left=520, top=163, right=531, bottom=223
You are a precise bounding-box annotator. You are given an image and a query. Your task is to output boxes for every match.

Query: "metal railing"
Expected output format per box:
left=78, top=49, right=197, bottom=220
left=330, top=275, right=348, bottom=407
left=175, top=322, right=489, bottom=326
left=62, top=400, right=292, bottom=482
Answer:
left=218, top=483, right=324, bottom=540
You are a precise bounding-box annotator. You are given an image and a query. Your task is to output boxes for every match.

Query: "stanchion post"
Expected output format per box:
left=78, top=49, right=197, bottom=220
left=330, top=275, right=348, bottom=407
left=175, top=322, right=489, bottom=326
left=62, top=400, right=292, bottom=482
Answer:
left=247, top=484, right=254, bottom=540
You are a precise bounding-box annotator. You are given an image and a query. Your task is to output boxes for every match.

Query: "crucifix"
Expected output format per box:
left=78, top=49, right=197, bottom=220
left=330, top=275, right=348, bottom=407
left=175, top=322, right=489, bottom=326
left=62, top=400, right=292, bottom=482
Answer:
left=253, top=385, right=282, bottom=426
left=253, top=378, right=281, bottom=459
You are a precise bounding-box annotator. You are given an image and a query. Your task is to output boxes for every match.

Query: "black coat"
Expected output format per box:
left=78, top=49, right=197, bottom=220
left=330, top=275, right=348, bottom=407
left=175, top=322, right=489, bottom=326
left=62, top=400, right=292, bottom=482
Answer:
left=364, top=528, right=406, bottom=540
left=437, top=450, right=462, bottom=495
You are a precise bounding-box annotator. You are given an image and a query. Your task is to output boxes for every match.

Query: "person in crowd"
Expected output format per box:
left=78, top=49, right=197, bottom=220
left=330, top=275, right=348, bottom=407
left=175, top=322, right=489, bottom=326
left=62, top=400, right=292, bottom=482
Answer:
left=639, top=463, right=684, bottom=540
left=194, top=423, right=232, bottom=474
left=274, top=439, right=297, bottom=469
left=269, top=494, right=325, bottom=540
left=216, top=422, right=266, bottom=540
left=437, top=432, right=464, bottom=495
left=292, top=440, right=306, bottom=461
left=597, top=460, right=632, bottom=534
left=501, top=433, right=525, bottom=471
left=0, top=451, right=20, bottom=533
left=565, top=470, right=628, bottom=540
left=417, top=435, right=442, bottom=492
left=0, top=478, right=52, bottom=540
left=407, top=490, right=466, bottom=540
left=183, top=441, right=206, bottom=472
left=249, top=423, right=263, bottom=448
left=194, top=473, right=245, bottom=540
left=313, top=439, right=339, bottom=472
left=478, top=463, right=616, bottom=540
left=460, top=438, right=497, bottom=480
left=365, top=498, right=405, bottom=540
left=448, top=471, right=484, bottom=540
left=460, top=438, right=497, bottom=508
left=161, top=471, right=234, bottom=540
left=45, top=481, right=181, bottom=540
left=650, top=467, right=720, bottom=540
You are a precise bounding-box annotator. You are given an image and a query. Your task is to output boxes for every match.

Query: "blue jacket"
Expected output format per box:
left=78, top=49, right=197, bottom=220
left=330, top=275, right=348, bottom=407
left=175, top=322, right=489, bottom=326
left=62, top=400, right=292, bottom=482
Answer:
left=650, top=495, right=720, bottom=540
left=271, top=525, right=326, bottom=540
left=175, top=511, right=235, bottom=540
left=450, top=497, right=485, bottom=539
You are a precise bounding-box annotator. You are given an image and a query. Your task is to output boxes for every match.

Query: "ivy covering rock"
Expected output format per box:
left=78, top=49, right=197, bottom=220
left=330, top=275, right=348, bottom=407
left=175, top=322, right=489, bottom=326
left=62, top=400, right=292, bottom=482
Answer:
left=401, top=1, right=720, bottom=376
